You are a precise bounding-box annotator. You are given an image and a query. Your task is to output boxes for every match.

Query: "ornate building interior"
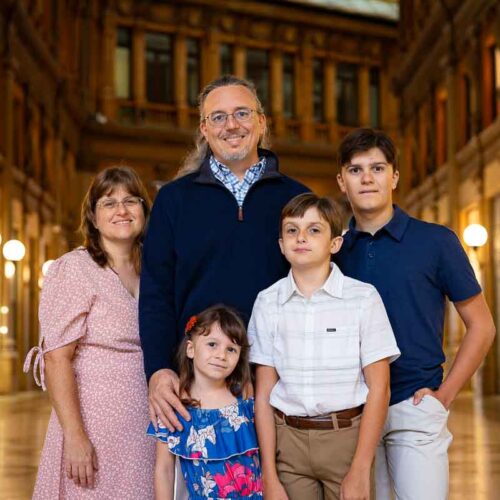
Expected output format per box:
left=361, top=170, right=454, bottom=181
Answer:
left=0, top=0, right=400, bottom=394
left=0, top=0, right=498, bottom=399
left=1, top=1, right=500, bottom=498
left=396, top=0, right=500, bottom=396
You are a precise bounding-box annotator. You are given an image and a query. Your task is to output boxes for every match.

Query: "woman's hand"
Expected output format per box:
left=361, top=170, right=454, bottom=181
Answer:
left=64, top=430, right=98, bottom=488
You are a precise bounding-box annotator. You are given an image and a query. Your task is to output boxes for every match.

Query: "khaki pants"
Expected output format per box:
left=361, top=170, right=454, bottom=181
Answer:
left=275, top=412, right=371, bottom=500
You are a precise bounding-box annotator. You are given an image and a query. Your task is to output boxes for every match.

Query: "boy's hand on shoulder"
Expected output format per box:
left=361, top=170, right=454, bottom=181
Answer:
left=263, top=477, right=289, bottom=500
left=340, top=466, right=370, bottom=500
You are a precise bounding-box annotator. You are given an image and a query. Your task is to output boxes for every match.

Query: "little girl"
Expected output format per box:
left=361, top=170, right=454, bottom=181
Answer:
left=147, top=305, right=263, bottom=499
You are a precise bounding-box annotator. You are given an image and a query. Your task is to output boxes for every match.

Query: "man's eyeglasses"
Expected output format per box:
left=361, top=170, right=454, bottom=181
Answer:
left=96, top=196, right=144, bottom=211
left=203, top=108, right=258, bottom=127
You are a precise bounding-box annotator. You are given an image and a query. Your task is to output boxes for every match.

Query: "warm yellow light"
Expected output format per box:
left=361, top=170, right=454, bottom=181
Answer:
left=463, top=224, right=488, bottom=249
left=38, top=277, right=44, bottom=289
left=2, top=239, right=26, bottom=261
left=4, top=261, right=15, bottom=279
left=0, top=326, right=8, bottom=335
left=0, top=306, right=8, bottom=314
left=23, top=266, right=31, bottom=283
left=42, top=260, right=55, bottom=276
left=0, top=233, right=2, bottom=245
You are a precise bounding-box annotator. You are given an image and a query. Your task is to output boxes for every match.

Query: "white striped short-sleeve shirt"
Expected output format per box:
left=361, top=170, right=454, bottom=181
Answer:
left=248, top=263, right=400, bottom=416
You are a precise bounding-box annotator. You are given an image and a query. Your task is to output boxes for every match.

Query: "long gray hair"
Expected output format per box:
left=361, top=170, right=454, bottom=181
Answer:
left=176, top=75, right=271, bottom=178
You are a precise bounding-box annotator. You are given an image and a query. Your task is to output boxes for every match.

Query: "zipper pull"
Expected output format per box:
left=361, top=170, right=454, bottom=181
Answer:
left=238, top=206, right=244, bottom=221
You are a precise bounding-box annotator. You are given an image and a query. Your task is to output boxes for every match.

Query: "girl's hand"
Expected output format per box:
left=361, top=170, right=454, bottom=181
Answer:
left=264, top=477, right=289, bottom=500
left=340, top=466, right=370, bottom=500
left=63, top=430, right=98, bottom=488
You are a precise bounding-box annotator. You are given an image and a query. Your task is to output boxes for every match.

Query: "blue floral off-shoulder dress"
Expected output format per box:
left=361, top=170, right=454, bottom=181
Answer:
left=147, top=396, right=263, bottom=499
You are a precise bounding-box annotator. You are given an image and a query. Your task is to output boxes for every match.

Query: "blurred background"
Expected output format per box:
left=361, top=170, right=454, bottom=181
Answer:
left=0, top=0, right=499, bottom=498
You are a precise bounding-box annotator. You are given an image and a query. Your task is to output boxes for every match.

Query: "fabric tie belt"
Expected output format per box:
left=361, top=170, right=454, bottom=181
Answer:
left=274, top=405, right=363, bottom=430
left=23, top=345, right=46, bottom=390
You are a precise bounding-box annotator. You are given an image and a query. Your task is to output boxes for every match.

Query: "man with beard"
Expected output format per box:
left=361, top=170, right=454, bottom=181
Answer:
left=139, top=75, right=309, bottom=432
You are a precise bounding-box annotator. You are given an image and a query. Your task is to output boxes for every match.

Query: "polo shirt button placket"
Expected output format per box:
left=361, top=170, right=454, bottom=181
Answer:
left=367, top=239, right=375, bottom=271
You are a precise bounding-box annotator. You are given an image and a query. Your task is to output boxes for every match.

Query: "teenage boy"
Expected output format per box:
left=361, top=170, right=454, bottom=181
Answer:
left=249, top=193, right=400, bottom=500
left=335, top=128, right=496, bottom=499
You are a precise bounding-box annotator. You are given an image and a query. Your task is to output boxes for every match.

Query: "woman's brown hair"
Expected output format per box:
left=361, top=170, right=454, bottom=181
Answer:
left=79, top=166, right=151, bottom=273
left=177, top=305, right=251, bottom=407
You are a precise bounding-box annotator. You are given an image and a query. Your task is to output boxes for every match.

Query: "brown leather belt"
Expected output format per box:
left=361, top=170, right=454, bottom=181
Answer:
left=274, top=405, right=363, bottom=430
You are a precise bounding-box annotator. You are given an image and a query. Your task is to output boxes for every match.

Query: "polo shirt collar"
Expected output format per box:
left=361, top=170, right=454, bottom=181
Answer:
left=344, top=205, right=410, bottom=249
left=278, top=263, right=345, bottom=304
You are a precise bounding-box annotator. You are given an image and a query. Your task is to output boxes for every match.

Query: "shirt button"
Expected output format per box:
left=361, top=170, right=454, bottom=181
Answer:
left=368, top=252, right=374, bottom=258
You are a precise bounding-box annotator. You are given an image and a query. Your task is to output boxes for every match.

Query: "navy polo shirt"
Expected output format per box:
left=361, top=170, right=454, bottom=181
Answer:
left=334, top=205, right=481, bottom=405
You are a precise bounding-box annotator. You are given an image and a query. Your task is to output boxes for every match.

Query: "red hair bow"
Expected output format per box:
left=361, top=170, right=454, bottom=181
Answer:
left=185, top=315, right=197, bottom=335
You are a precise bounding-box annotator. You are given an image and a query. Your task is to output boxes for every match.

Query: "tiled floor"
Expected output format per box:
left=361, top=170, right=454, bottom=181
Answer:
left=0, top=391, right=499, bottom=499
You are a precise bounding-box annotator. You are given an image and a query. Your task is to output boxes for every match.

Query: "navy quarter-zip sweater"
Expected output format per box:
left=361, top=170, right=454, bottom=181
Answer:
left=139, top=149, right=309, bottom=381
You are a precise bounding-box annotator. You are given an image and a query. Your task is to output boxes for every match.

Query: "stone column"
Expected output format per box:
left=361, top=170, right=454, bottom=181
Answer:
left=133, top=28, right=146, bottom=105
left=204, top=29, right=220, bottom=84
left=324, top=58, right=337, bottom=143
left=99, top=6, right=116, bottom=119
left=175, top=34, right=188, bottom=128
left=270, top=50, right=284, bottom=137
left=359, top=65, right=370, bottom=127
left=0, top=23, right=17, bottom=394
left=491, top=12, right=500, bottom=115
left=299, top=41, right=313, bottom=142
left=445, top=60, right=459, bottom=233
left=234, top=45, right=246, bottom=79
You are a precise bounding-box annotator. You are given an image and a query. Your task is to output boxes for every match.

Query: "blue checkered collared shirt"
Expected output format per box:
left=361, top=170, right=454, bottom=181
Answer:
left=209, top=155, right=266, bottom=207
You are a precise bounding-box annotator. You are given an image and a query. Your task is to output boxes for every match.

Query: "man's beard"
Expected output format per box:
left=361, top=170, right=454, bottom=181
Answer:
left=219, top=143, right=252, bottom=163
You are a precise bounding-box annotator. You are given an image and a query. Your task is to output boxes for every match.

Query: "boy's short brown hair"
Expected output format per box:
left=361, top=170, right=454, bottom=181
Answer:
left=280, top=193, right=343, bottom=238
left=338, top=127, right=397, bottom=171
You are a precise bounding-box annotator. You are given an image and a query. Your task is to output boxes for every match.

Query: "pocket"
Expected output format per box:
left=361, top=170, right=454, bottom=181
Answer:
left=273, top=411, right=286, bottom=427
left=313, top=325, right=360, bottom=370
left=424, top=394, right=449, bottom=415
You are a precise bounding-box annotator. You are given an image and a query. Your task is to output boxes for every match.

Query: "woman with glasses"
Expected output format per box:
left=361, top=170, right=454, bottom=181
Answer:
left=24, top=166, right=155, bottom=499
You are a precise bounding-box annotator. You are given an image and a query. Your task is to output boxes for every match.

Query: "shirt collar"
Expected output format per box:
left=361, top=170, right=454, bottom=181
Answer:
left=344, top=205, right=410, bottom=249
left=279, top=262, right=345, bottom=304
left=195, top=148, right=282, bottom=185
left=209, top=155, right=266, bottom=178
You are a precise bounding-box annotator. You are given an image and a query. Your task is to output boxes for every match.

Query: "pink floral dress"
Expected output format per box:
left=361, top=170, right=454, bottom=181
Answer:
left=24, top=248, right=154, bottom=499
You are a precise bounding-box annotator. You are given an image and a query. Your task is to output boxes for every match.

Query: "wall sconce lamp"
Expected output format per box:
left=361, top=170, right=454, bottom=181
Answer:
left=4, top=261, right=15, bottom=279
left=463, top=224, right=488, bottom=251
left=2, top=239, right=26, bottom=261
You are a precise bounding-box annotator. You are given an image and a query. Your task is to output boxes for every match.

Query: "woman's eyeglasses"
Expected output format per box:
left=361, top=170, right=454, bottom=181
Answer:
left=96, top=196, right=144, bottom=211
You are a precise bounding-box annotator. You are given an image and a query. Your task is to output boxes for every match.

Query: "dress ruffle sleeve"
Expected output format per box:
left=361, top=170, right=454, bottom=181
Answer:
left=23, top=250, right=95, bottom=390
left=147, top=398, right=259, bottom=460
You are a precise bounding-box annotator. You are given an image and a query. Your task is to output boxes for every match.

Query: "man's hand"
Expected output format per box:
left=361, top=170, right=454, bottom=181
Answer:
left=340, top=466, right=370, bottom=500
left=412, top=387, right=450, bottom=409
left=263, top=477, right=289, bottom=500
left=64, top=429, right=98, bottom=488
left=149, top=369, right=190, bottom=432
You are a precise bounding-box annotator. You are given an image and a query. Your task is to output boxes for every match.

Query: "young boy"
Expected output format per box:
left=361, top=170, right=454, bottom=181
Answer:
left=335, top=128, right=496, bottom=499
left=248, top=193, right=400, bottom=500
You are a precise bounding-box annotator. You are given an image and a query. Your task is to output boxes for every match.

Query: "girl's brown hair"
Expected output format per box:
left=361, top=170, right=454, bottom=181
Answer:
left=177, top=304, right=251, bottom=407
left=79, top=166, right=151, bottom=273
